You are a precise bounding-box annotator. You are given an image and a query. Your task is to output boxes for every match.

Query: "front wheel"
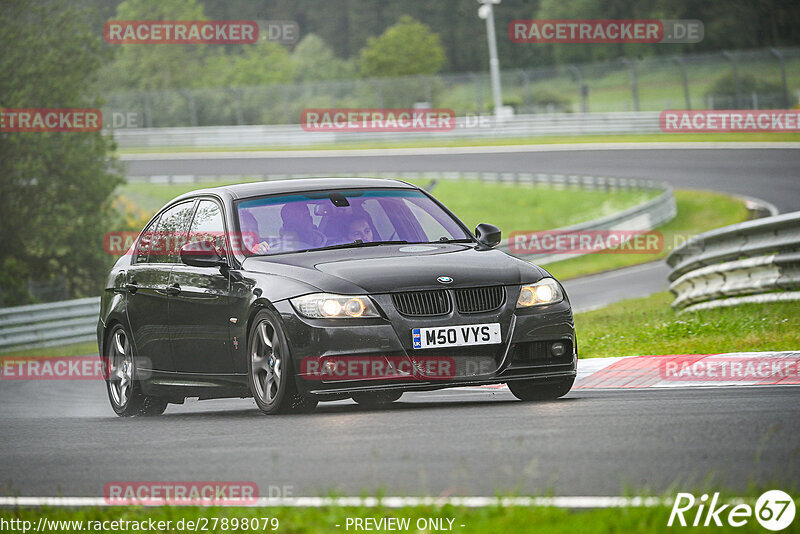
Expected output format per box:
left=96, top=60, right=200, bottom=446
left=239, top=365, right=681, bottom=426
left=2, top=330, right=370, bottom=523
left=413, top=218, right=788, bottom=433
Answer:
left=248, top=310, right=318, bottom=415
left=508, top=377, right=574, bottom=401
left=105, top=325, right=168, bottom=417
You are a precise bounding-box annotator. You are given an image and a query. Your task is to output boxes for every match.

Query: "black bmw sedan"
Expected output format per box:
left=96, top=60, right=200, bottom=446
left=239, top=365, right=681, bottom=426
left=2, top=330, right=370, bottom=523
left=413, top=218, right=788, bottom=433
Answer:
left=98, top=178, right=577, bottom=416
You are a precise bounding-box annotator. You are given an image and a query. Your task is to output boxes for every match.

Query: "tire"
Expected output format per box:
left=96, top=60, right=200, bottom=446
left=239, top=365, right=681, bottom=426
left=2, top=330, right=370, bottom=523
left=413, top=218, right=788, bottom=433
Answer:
left=507, top=377, right=574, bottom=401
left=351, top=391, right=403, bottom=407
left=105, top=325, right=168, bottom=417
left=248, top=309, right=318, bottom=415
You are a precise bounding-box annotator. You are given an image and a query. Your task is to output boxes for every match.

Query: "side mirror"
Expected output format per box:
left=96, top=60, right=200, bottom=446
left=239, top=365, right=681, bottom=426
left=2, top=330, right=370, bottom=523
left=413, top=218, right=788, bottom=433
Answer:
left=475, top=223, right=501, bottom=249
left=179, top=240, right=227, bottom=268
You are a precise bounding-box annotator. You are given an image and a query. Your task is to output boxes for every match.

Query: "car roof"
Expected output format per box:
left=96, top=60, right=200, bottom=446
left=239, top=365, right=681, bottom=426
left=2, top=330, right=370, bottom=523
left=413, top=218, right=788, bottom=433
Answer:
left=171, top=177, right=418, bottom=203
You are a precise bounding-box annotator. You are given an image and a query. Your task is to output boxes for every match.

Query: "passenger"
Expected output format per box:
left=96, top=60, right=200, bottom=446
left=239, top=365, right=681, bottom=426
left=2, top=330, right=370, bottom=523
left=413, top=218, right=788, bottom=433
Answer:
left=280, top=202, right=325, bottom=248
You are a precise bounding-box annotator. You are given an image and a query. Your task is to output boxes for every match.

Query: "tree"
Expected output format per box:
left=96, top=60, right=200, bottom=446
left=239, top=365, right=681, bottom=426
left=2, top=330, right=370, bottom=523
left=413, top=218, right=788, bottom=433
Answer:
left=214, top=41, right=294, bottom=87
left=292, top=34, right=357, bottom=82
left=359, top=16, right=446, bottom=78
left=99, top=0, right=209, bottom=91
left=0, top=0, right=124, bottom=305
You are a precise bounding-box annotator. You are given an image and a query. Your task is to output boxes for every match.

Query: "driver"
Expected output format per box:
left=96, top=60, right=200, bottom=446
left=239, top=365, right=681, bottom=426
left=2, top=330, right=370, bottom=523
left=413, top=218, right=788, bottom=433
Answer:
left=239, top=210, right=270, bottom=254
left=346, top=214, right=375, bottom=243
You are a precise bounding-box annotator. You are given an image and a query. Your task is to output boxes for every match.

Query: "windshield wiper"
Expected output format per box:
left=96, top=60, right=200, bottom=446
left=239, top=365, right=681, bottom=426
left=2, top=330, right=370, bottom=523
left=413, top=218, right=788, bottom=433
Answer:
left=306, top=240, right=409, bottom=252
left=430, top=238, right=474, bottom=244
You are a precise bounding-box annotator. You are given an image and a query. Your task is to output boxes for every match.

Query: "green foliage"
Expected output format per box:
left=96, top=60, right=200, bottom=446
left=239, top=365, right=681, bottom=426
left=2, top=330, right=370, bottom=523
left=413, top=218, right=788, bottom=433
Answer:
left=359, top=16, right=446, bottom=78
left=0, top=0, right=124, bottom=306
left=705, top=72, right=794, bottom=107
left=205, top=41, right=294, bottom=87
left=292, top=34, right=357, bottom=82
left=99, top=0, right=209, bottom=91
left=576, top=292, right=800, bottom=358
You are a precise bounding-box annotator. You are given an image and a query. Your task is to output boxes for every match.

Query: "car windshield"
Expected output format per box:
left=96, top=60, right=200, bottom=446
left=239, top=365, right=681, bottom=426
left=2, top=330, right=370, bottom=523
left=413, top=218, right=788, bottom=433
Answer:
left=236, top=188, right=472, bottom=256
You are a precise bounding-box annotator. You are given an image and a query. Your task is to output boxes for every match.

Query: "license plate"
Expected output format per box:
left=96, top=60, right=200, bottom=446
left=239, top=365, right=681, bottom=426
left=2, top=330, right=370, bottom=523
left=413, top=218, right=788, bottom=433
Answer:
left=412, top=323, right=501, bottom=350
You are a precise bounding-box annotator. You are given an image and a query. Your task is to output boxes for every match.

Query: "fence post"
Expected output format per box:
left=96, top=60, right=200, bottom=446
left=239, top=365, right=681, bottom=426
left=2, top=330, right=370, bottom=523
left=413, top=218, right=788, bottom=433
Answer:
left=770, top=48, right=790, bottom=108
left=142, top=92, right=153, bottom=128
left=722, top=51, right=741, bottom=108
left=620, top=58, right=639, bottom=112
left=471, top=73, right=483, bottom=114
left=282, top=85, right=291, bottom=124
left=182, top=90, right=198, bottom=127
left=422, top=75, right=432, bottom=104
left=230, top=87, right=244, bottom=125
left=519, top=69, right=530, bottom=110
left=567, top=65, right=588, bottom=113
left=373, top=80, right=383, bottom=108
left=672, top=56, right=691, bottom=110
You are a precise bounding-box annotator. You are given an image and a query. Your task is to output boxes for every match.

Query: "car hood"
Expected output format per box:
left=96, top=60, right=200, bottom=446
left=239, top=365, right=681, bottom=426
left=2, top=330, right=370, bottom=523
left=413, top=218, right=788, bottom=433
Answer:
left=242, top=243, right=547, bottom=295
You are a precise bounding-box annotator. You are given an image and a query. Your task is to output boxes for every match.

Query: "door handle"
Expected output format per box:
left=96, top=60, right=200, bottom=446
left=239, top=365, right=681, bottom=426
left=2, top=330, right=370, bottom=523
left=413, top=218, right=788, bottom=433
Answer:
left=124, top=282, right=139, bottom=294
left=165, top=283, right=181, bottom=296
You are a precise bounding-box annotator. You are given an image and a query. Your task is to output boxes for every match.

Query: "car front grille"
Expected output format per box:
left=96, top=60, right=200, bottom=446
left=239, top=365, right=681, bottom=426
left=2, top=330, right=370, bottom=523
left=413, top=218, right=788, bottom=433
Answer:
left=391, top=290, right=451, bottom=316
left=391, top=286, right=505, bottom=316
left=454, top=286, right=505, bottom=314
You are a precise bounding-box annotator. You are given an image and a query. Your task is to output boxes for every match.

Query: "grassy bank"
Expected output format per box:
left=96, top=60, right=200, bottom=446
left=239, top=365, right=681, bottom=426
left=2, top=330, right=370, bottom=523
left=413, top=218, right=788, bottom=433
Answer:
left=575, top=292, right=800, bottom=359
left=544, top=189, right=749, bottom=280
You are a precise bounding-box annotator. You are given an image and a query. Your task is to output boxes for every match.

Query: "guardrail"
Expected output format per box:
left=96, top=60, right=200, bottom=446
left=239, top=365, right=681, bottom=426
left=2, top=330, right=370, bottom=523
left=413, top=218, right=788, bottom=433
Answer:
left=0, top=172, right=673, bottom=351
left=0, top=297, right=99, bottom=352
left=666, top=211, right=800, bottom=311
left=113, top=112, right=664, bottom=149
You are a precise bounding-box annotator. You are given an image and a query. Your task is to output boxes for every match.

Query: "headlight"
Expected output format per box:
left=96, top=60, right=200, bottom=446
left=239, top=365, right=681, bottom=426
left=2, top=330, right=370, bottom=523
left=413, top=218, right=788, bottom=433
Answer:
left=516, top=278, right=563, bottom=308
left=290, top=293, right=381, bottom=319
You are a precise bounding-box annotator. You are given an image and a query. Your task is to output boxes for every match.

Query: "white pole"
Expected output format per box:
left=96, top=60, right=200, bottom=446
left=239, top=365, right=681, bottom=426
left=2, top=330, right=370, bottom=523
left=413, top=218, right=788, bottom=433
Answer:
left=479, top=0, right=504, bottom=120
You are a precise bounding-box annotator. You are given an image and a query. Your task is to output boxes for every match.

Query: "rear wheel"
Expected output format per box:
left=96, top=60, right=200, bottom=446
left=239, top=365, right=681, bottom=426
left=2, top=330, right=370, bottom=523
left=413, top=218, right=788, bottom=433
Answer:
left=248, top=310, right=318, bottom=415
left=508, top=377, right=574, bottom=401
left=351, top=391, right=403, bottom=407
left=105, top=325, right=168, bottom=417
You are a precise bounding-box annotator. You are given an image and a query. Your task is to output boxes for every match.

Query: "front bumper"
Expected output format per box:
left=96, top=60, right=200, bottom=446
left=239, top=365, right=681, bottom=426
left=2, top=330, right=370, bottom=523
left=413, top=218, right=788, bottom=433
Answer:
left=276, top=289, right=576, bottom=397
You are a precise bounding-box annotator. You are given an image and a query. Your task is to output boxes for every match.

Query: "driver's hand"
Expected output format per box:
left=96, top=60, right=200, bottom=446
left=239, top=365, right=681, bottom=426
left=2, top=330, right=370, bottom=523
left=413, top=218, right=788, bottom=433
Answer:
left=250, top=241, right=270, bottom=254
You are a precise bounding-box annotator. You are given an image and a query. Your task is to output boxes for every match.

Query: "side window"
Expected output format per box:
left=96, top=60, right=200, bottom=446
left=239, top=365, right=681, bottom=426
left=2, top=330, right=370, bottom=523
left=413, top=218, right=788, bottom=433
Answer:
left=135, top=215, right=159, bottom=264
left=361, top=199, right=393, bottom=241
left=150, top=201, right=194, bottom=264
left=404, top=199, right=454, bottom=241
left=189, top=200, right=225, bottom=253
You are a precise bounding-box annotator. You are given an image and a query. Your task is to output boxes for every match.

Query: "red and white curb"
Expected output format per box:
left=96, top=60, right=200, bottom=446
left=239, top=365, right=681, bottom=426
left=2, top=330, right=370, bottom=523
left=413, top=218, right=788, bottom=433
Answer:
left=472, top=351, right=800, bottom=391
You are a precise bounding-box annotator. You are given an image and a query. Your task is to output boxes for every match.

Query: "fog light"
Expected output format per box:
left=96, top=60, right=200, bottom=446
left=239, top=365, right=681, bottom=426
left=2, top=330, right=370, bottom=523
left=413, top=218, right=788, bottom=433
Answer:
left=551, top=342, right=567, bottom=357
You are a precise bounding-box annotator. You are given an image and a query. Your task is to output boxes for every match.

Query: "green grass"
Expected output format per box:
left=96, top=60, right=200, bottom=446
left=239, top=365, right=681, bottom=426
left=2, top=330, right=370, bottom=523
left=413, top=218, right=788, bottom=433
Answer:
left=118, top=178, right=655, bottom=235
left=0, top=341, right=97, bottom=357
left=116, top=131, right=800, bottom=154
left=544, top=190, right=749, bottom=280
left=0, top=500, right=785, bottom=533
left=575, top=292, right=800, bottom=359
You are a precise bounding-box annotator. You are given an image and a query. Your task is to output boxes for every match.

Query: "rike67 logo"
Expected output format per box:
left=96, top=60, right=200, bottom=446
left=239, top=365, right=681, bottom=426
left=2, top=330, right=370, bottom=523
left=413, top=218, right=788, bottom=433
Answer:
left=668, top=490, right=796, bottom=531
